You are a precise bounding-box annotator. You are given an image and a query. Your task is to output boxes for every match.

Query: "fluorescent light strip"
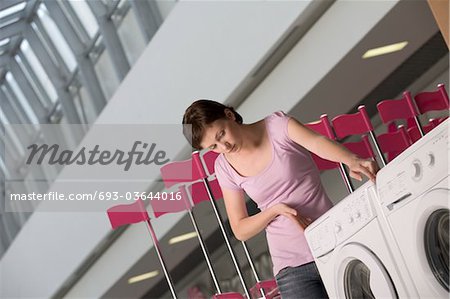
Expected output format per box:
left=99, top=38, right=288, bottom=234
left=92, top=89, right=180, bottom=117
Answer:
left=168, top=232, right=197, bottom=245
left=362, top=41, right=408, bottom=59
left=128, top=270, right=159, bottom=284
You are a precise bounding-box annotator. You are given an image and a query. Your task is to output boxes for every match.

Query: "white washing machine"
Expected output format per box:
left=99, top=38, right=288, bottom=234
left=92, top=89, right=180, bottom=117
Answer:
left=305, top=181, right=414, bottom=298
left=376, top=119, right=449, bottom=298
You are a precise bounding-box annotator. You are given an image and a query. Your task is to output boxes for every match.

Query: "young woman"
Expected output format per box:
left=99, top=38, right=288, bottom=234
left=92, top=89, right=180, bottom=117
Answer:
left=182, top=100, right=379, bottom=298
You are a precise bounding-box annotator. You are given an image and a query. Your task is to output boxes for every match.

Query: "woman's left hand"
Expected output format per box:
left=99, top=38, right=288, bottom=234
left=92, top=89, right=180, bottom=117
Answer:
left=284, top=211, right=312, bottom=231
left=348, top=157, right=380, bottom=182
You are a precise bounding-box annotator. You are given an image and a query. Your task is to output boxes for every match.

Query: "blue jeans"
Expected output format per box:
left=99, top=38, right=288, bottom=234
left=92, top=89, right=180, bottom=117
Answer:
left=275, top=262, right=329, bottom=299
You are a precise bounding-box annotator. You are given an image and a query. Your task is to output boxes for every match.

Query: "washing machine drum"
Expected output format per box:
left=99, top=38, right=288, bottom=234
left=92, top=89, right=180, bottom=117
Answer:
left=424, top=208, right=449, bottom=291
left=336, top=244, right=398, bottom=299
left=344, top=260, right=376, bottom=298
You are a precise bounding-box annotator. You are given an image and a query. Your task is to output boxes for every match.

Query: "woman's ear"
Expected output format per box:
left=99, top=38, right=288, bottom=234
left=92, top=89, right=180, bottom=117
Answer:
left=224, top=108, right=235, bottom=120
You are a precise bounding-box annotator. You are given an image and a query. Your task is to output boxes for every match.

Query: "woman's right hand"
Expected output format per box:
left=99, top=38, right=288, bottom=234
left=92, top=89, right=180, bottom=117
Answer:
left=271, top=203, right=312, bottom=231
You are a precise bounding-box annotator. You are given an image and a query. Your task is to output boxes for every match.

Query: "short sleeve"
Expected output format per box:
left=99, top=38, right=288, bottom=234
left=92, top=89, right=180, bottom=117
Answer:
left=214, top=155, right=243, bottom=191
left=267, top=111, right=291, bottom=145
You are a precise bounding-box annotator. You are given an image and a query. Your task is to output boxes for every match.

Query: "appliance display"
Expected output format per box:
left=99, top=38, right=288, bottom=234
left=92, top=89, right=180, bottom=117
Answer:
left=376, top=119, right=449, bottom=298
left=305, top=181, right=415, bottom=298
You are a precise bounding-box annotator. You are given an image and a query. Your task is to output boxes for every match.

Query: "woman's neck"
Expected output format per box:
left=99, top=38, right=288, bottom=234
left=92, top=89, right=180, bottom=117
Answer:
left=232, top=120, right=266, bottom=155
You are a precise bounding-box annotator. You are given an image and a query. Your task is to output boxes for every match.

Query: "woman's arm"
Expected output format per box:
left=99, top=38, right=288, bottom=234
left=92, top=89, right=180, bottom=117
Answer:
left=287, top=117, right=379, bottom=182
left=222, top=187, right=302, bottom=241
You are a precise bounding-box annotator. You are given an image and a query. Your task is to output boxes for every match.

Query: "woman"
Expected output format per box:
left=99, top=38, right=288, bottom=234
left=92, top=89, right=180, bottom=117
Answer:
left=182, top=100, right=379, bottom=298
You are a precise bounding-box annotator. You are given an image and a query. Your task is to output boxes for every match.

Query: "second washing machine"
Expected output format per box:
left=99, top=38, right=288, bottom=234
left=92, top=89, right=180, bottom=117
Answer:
left=305, top=181, right=415, bottom=298
left=376, top=119, right=449, bottom=298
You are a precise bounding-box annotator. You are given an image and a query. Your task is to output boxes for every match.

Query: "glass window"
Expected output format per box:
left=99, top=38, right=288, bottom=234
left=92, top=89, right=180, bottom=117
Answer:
left=0, top=38, right=10, bottom=47
left=0, top=96, right=34, bottom=148
left=117, top=0, right=128, bottom=10
left=14, top=55, right=51, bottom=110
left=0, top=107, right=8, bottom=126
left=0, top=156, right=8, bottom=178
left=0, top=111, right=25, bottom=158
left=0, top=16, right=20, bottom=28
left=1, top=88, right=37, bottom=148
left=6, top=72, right=39, bottom=124
left=94, top=45, right=120, bottom=100
left=153, top=0, right=177, bottom=20
left=20, top=40, right=58, bottom=103
left=117, top=7, right=146, bottom=66
left=0, top=2, right=26, bottom=19
left=72, top=91, right=86, bottom=124
left=73, top=85, right=97, bottom=124
left=66, top=0, right=98, bottom=39
left=37, top=4, right=77, bottom=72
left=1, top=86, right=33, bottom=131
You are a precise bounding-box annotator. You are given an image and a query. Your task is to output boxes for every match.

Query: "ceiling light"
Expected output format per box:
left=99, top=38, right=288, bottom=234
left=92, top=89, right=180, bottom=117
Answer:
left=128, top=270, right=159, bottom=284
left=168, top=232, right=197, bottom=245
left=362, top=41, right=408, bottom=59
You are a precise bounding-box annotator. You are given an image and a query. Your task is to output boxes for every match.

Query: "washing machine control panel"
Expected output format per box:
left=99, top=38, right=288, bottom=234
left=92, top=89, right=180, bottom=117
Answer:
left=305, top=182, right=376, bottom=258
left=377, top=121, right=448, bottom=212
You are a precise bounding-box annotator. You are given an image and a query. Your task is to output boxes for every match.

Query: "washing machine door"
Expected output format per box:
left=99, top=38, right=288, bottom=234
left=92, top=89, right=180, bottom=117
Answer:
left=335, top=244, right=398, bottom=299
left=416, top=188, right=449, bottom=292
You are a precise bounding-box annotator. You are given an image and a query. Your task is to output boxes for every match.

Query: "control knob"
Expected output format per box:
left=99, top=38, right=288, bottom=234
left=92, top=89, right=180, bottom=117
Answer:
left=411, top=159, right=422, bottom=180
left=425, top=153, right=435, bottom=167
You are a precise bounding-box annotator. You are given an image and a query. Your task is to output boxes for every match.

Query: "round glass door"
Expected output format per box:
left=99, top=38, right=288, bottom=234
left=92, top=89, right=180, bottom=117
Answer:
left=344, top=259, right=375, bottom=298
left=336, top=244, right=398, bottom=299
left=424, top=208, right=449, bottom=291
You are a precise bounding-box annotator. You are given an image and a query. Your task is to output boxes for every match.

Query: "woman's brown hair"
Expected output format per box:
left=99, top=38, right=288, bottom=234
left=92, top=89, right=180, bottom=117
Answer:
left=182, top=99, right=243, bottom=149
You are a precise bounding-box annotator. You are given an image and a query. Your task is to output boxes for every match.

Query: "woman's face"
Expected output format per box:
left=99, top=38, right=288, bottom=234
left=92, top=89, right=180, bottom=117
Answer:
left=200, top=110, right=242, bottom=154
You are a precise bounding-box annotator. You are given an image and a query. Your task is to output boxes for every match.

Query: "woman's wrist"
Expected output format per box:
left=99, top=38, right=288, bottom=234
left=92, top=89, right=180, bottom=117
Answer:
left=266, top=204, right=281, bottom=220
left=343, top=153, right=360, bottom=167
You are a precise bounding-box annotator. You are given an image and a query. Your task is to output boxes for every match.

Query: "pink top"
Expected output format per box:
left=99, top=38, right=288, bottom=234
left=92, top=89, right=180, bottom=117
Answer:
left=214, top=111, right=333, bottom=275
